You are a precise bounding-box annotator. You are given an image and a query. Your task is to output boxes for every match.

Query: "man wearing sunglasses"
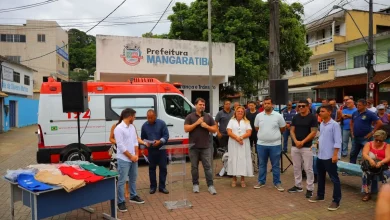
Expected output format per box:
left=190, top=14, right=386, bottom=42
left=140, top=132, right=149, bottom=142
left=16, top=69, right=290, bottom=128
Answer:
left=289, top=100, right=318, bottom=198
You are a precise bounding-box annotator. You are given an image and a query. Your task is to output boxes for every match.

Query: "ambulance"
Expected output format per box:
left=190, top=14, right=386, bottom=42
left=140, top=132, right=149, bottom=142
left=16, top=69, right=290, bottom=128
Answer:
left=36, top=77, right=198, bottom=164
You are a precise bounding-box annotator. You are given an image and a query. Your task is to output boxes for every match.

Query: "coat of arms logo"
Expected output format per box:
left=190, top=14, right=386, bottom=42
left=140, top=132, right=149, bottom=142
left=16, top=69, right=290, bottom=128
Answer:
left=120, top=42, right=143, bottom=66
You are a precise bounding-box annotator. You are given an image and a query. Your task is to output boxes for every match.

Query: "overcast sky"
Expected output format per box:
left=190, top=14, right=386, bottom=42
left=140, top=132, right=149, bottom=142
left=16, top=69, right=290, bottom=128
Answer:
left=0, top=0, right=389, bottom=37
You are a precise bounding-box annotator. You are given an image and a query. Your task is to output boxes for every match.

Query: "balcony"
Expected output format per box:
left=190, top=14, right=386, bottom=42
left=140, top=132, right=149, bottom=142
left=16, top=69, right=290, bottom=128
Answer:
left=336, top=63, right=390, bottom=77
left=307, top=37, right=333, bottom=47
left=288, top=66, right=336, bottom=86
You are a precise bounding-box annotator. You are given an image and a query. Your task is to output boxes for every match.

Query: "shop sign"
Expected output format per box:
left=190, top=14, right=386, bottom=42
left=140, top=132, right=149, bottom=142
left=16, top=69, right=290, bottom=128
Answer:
left=180, top=84, right=216, bottom=90
left=379, top=83, right=390, bottom=92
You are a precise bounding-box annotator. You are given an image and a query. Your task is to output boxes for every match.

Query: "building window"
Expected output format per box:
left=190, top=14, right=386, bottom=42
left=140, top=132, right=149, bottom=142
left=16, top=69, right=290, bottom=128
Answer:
left=62, top=62, right=64, bottom=68
left=5, top=56, right=21, bottom=63
left=335, top=25, right=340, bottom=35
left=13, top=72, right=20, bottom=83
left=38, top=34, right=46, bottom=42
left=302, top=66, right=312, bottom=76
left=0, top=34, right=26, bottom=42
left=43, top=76, right=49, bottom=82
left=24, top=75, right=30, bottom=85
left=318, top=58, right=335, bottom=72
left=354, top=55, right=367, bottom=68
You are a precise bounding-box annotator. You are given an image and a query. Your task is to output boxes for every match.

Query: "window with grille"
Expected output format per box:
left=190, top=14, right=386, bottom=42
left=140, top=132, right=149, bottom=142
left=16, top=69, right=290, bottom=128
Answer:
left=0, top=34, right=26, bottom=42
left=318, top=58, right=335, bottom=72
left=38, top=34, right=46, bottom=42
left=5, top=56, right=21, bottom=63
left=335, top=25, right=340, bottom=35
left=302, top=66, right=312, bottom=76
left=13, top=72, right=20, bottom=83
left=354, top=55, right=367, bottom=68
left=24, top=75, right=30, bottom=85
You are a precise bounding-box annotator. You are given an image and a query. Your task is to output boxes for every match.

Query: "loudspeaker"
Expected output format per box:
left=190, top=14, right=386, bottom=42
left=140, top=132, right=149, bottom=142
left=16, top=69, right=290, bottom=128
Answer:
left=269, top=79, right=288, bottom=105
left=61, top=82, right=89, bottom=113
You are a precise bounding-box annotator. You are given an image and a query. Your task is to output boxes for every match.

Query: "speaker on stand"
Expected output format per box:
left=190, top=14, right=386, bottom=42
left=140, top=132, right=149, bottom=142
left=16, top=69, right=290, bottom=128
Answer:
left=269, top=79, right=293, bottom=173
left=61, top=81, right=91, bottom=161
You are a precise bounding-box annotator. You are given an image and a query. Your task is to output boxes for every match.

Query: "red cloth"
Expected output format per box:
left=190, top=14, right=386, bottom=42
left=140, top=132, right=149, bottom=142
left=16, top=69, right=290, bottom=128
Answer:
left=59, top=166, right=104, bottom=183
left=258, top=107, right=264, bottom=113
left=369, top=142, right=389, bottom=166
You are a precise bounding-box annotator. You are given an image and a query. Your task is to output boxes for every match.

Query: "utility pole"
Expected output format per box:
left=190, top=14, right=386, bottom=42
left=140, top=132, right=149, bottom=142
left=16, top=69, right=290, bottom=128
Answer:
left=208, top=0, right=213, bottom=116
left=367, top=0, right=374, bottom=100
left=269, top=0, right=280, bottom=80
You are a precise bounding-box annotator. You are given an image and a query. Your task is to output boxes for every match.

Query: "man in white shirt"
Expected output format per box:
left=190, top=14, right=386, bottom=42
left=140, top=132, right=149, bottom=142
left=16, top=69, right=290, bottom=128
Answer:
left=253, top=97, right=286, bottom=192
left=114, top=108, right=144, bottom=212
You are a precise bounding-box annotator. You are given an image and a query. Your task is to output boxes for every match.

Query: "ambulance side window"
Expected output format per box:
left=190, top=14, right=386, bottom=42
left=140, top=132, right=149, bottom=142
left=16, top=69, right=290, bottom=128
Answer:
left=111, top=97, right=155, bottom=117
left=163, top=95, right=192, bottom=119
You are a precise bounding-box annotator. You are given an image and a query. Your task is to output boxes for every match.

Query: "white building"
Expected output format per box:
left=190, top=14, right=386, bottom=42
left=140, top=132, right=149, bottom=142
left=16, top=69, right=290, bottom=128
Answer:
left=1, top=56, right=38, bottom=132
left=95, top=35, right=235, bottom=116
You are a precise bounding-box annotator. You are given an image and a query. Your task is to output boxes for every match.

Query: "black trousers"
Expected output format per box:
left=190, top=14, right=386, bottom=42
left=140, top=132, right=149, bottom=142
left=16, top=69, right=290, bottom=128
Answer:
left=148, top=149, right=168, bottom=190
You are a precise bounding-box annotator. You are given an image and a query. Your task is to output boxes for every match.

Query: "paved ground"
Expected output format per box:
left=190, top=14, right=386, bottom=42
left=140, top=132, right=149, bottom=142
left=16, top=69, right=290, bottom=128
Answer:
left=0, top=126, right=378, bottom=220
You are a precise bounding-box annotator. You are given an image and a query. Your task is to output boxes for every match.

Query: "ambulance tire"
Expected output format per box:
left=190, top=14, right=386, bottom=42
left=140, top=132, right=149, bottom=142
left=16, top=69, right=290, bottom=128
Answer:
left=60, top=143, right=91, bottom=162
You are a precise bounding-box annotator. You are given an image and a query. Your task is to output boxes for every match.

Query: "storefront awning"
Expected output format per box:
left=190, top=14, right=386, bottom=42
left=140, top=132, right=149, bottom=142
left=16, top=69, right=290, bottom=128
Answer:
left=314, top=72, right=390, bottom=89
left=0, top=91, right=8, bottom=97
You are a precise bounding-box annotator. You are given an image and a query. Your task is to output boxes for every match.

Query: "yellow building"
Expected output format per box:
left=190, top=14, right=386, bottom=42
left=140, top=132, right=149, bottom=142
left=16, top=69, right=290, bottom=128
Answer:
left=0, top=20, right=69, bottom=99
left=284, top=9, right=390, bottom=102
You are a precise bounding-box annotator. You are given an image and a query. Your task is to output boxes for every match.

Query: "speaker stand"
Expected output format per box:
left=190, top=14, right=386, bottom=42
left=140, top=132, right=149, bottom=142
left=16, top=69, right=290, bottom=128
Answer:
left=77, top=112, right=82, bottom=160
left=278, top=104, right=293, bottom=173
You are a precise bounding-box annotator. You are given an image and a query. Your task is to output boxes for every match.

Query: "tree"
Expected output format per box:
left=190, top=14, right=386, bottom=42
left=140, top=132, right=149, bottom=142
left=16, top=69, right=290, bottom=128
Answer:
left=144, top=0, right=311, bottom=97
left=68, top=29, right=96, bottom=74
left=69, top=70, right=90, bottom=82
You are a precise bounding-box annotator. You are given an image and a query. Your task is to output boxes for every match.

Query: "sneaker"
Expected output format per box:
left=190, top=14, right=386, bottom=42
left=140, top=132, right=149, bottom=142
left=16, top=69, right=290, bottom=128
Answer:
left=306, top=190, right=313, bottom=198
left=117, top=202, right=127, bottom=212
left=328, top=202, right=340, bottom=211
left=308, top=196, right=325, bottom=203
left=193, top=185, right=199, bottom=193
left=253, top=183, right=265, bottom=189
left=208, top=185, right=217, bottom=195
left=275, top=184, right=284, bottom=192
left=288, top=186, right=303, bottom=193
left=129, top=196, right=145, bottom=204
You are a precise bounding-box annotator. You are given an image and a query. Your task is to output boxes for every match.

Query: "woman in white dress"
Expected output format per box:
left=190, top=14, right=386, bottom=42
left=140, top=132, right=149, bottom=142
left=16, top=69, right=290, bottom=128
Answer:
left=227, top=106, right=254, bottom=187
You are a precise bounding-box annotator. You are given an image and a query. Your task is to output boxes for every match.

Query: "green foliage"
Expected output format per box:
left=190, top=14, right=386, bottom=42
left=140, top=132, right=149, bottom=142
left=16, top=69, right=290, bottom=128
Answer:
left=144, top=0, right=311, bottom=98
left=68, top=29, right=96, bottom=74
left=69, top=70, right=90, bottom=82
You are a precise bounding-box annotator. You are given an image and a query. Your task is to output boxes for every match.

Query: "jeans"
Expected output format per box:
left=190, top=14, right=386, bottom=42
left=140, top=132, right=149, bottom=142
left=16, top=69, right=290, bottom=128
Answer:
left=148, top=149, right=167, bottom=190
left=362, top=170, right=390, bottom=193
left=313, top=156, right=318, bottom=175
left=317, top=158, right=341, bottom=204
left=117, top=158, right=138, bottom=204
left=342, top=130, right=354, bottom=157
left=291, top=147, right=314, bottom=191
left=189, top=148, right=214, bottom=186
left=283, top=129, right=291, bottom=152
left=350, top=137, right=368, bottom=164
left=257, top=144, right=281, bottom=185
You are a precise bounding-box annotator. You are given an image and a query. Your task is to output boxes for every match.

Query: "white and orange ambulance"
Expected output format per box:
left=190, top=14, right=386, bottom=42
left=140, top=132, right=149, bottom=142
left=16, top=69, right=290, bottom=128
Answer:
left=36, top=77, right=197, bottom=164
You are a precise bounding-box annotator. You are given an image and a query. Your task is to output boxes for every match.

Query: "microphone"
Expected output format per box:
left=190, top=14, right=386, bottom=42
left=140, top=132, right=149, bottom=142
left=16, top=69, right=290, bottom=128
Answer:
left=201, top=110, right=204, bottom=117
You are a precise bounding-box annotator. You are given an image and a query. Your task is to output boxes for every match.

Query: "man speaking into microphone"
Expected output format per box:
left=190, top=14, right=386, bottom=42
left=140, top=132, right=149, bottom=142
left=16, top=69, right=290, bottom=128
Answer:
left=185, top=98, right=218, bottom=195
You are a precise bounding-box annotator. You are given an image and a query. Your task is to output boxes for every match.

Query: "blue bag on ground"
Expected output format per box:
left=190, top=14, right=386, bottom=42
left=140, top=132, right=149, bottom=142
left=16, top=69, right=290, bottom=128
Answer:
left=17, top=174, right=52, bottom=192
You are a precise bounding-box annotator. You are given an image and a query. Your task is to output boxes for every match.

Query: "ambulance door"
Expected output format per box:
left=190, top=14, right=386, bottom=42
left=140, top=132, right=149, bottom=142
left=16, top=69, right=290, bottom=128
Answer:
left=158, top=94, right=194, bottom=139
left=104, top=95, right=157, bottom=141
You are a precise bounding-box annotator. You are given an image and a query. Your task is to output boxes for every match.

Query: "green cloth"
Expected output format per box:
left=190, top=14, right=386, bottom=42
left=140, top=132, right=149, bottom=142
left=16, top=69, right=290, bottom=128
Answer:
left=80, top=164, right=118, bottom=177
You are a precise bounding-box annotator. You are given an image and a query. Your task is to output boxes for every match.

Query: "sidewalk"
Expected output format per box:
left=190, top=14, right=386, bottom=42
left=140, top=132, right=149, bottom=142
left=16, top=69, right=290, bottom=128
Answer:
left=0, top=126, right=377, bottom=219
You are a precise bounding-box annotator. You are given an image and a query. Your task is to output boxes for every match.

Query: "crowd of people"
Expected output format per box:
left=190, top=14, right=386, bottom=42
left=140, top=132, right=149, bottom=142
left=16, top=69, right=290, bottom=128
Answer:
left=109, top=95, right=390, bottom=214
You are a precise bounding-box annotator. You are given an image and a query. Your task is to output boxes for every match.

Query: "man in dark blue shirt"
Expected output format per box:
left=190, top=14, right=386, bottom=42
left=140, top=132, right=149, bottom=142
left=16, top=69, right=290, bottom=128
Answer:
left=282, top=101, right=297, bottom=152
left=141, top=109, right=170, bottom=194
left=350, top=99, right=382, bottom=164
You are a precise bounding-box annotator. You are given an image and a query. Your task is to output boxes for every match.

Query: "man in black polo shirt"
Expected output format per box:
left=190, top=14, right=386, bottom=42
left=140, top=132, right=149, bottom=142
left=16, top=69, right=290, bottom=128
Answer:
left=184, top=98, right=218, bottom=195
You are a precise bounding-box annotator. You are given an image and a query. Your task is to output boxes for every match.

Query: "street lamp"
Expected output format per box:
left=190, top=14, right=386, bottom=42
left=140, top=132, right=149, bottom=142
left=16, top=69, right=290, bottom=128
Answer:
left=332, top=4, right=374, bottom=100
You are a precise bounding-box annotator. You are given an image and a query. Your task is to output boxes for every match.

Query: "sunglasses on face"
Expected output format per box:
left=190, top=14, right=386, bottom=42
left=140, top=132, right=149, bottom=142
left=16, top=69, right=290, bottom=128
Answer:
left=298, top=105, right=306, bottom=108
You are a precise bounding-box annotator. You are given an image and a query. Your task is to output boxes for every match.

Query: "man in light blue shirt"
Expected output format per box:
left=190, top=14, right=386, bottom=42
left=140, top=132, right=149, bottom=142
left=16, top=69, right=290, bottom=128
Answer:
left=309, top=105, right=342, bottom=211
left=253, top=97, right=286, bottom=192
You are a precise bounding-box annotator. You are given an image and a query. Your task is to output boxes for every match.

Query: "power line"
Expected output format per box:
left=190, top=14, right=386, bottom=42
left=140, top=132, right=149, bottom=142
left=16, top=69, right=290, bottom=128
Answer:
left=149, top=0, right=174, bottom=34
left=20, top=0, right=127, bottom=63
left=0, top=0, right=58, bottom=13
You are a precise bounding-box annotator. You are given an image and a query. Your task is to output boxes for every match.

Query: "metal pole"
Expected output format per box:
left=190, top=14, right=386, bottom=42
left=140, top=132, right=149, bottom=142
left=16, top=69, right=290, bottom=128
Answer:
left=208, top=0, right=214, bottom=173
left=367, top=0, right=374, bottom=100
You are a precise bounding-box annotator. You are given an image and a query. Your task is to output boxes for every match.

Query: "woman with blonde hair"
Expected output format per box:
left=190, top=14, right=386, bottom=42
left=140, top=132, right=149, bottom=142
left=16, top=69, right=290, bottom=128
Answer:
left=227, top=106, right=254, bottom=187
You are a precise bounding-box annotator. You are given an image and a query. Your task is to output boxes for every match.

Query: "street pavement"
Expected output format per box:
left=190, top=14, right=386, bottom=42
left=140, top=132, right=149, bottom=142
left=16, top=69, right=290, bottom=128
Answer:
left=0, top=126, right=377, bottom=220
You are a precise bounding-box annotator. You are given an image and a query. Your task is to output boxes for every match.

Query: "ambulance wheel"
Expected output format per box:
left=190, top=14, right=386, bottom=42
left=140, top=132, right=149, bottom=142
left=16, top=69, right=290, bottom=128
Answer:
left=60, top=143, right=91, bottom=162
